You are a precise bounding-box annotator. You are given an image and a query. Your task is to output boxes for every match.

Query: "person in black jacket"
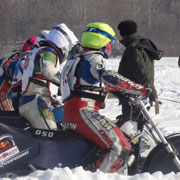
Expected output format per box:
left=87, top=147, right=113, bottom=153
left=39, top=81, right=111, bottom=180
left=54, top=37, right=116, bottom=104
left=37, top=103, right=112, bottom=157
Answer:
left=116, top=20, right=163, bottom=122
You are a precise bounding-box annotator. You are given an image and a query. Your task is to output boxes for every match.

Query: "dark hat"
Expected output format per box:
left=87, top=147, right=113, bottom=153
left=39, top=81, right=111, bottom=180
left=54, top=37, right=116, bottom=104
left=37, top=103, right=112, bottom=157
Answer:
left=118, top=20, right=137, bottom=36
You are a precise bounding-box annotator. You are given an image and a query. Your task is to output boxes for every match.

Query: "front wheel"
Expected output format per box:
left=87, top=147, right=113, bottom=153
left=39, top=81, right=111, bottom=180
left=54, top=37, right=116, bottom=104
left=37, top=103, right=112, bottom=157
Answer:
left=142, top=134, right=180, bottom=174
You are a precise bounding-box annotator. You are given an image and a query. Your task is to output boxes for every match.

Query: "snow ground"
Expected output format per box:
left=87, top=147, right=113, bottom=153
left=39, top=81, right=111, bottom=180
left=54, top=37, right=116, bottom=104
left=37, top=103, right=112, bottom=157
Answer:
left=1, top=57, right=180, bottom=180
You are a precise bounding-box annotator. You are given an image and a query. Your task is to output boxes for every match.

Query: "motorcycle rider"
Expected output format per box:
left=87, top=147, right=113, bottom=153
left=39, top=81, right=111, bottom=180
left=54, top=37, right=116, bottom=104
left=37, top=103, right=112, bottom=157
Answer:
left=61, top=22, right=148, bottom=173
left=19, top=23, right=79, bottom=130
left=11, top=31, right=50, bottom=110
left=0, top=35, right=43, bottom=111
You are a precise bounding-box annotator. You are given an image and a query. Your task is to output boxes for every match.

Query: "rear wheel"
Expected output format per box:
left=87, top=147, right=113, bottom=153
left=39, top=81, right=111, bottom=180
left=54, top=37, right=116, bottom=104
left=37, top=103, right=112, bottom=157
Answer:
left=0, top=164, right=37, bottom=178
left=142, top=134, right=180, bottom=174
left=0, top=172, right=18, bottom=178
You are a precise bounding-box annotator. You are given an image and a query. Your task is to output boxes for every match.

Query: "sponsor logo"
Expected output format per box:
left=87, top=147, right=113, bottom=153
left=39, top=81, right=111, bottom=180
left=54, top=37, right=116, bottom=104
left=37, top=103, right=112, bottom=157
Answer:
left=0, top=134, right=30, bottom=168
left=0, top=135, right=18, bottom=154
left=63, top=123, right=77, bottom=131
left=0, top=134, right=21, bottom=167
left=106, top=70, right=143, bottom=90
left=98, top=118, right=116, bottom=131
left=140, top=139, right=151, bottom=153
left=98, top=129, right=112, bottom=146
left=92, top=112, right=116, bottom=131
left=0, top=140, right=10, bottom=150
left=0, top=146, right=19, bottom=161
left=1, top=150, right=29, bottom=167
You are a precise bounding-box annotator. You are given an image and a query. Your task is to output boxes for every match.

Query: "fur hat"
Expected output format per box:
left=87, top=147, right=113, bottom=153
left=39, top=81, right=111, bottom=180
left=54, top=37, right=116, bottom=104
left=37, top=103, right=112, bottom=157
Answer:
left=118, top=20, right=137, bottom=36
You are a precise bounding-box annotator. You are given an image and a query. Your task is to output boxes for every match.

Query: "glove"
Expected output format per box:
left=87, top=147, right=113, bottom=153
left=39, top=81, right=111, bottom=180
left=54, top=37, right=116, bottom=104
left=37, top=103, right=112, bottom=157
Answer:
left=149, top=90, right=160, bottom=106
left=51, top=95, right=63, bottom=108
left=149, top=98, right=158, bottom=106
left=145, top=86, right=152, bottom=97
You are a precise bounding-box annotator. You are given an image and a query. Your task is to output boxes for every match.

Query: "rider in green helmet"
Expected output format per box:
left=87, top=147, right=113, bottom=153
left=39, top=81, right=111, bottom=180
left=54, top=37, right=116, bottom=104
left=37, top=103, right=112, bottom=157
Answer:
left=61, top=22, right=148, bottom=173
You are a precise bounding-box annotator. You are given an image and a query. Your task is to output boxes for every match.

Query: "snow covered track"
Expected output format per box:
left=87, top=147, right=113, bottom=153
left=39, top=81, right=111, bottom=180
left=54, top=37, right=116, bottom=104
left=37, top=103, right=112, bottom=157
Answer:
left=1, top=57, right=180, bottom=180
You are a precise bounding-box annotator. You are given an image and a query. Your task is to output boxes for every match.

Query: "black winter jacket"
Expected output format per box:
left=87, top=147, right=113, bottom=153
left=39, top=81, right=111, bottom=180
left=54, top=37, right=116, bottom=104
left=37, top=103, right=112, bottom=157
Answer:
left=118, top=33, right=163, bottom=100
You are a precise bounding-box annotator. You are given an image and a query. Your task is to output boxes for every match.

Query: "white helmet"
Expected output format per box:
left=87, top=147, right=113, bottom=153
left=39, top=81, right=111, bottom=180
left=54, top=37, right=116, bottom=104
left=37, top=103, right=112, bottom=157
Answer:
left=36, top=30, right=50, bottom=46
left=46, top=23, right=79, bottom=59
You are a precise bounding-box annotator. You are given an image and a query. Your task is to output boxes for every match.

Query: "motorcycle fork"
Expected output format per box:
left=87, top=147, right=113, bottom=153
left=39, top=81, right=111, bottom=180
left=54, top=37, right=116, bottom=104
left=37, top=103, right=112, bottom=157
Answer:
left=137, top=99, right=180, bottom=172
left=129, top=140, right=143, bottom=174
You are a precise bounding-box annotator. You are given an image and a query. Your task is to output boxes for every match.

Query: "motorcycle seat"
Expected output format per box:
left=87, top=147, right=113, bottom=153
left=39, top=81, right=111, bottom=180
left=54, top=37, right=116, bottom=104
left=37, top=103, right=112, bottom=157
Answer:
left=0, top=110, right=30, bottom=128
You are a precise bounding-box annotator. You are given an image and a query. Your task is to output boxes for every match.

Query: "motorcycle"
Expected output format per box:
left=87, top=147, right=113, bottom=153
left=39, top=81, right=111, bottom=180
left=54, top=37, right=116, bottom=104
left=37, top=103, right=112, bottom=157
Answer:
left=0, top=96, right=180, bottom=178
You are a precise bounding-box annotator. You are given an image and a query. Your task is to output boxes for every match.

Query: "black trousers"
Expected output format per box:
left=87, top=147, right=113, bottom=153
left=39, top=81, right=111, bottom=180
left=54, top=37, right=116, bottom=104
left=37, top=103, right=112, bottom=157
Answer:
left=118, top=98, right=143, bottom=122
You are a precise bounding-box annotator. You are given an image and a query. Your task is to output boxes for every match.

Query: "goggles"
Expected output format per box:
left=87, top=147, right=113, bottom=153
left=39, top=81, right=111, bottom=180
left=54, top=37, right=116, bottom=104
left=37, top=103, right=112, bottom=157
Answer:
left=104, top=42, right=112, bottom=58
left=38, top=33, right=47, bottom=40
left=84, top=27, right=115, bottom=44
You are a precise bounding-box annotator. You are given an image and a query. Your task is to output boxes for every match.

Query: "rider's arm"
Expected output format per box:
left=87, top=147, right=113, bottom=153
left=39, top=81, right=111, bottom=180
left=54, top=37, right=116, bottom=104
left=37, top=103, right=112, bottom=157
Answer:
left=90, top=54, right=146, bottom=96
left=4, top=59, right=18, bottom=77
left=38, top=49, right=60, bottom=86
left=101, top=69, right=146, bottom=96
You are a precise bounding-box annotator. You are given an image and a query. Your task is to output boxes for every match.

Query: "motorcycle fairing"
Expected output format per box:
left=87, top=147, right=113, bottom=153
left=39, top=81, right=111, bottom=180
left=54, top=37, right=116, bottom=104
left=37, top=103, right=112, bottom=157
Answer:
left=0, top=123, right=100, bottom=174
left=0, top=123, right=39, bottom=174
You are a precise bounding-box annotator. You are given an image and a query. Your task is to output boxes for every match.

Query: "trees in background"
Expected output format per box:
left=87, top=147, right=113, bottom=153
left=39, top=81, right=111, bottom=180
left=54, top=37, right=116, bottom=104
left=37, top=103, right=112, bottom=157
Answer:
left=0, top=0, right=180, bottom=57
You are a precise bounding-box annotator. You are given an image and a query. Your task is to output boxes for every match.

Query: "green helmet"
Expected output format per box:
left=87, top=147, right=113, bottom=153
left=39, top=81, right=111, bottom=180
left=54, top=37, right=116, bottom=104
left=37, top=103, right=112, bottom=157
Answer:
left=81, top=22, right=115, bottom=49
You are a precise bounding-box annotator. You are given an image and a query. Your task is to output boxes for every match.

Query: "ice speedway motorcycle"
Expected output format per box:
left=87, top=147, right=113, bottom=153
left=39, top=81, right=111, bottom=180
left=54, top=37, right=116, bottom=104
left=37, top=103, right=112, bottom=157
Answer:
left=0, top=95, right=180, bottom=178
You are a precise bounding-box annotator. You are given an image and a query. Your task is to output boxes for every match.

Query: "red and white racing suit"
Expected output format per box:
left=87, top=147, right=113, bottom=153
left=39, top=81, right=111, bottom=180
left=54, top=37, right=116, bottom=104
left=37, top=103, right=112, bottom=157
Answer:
left=61, top=51, right=146, bottom=173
